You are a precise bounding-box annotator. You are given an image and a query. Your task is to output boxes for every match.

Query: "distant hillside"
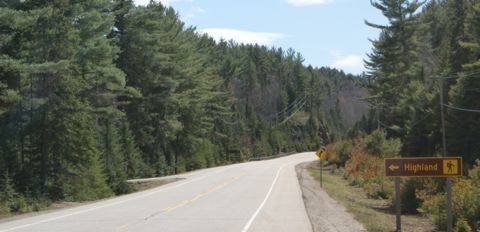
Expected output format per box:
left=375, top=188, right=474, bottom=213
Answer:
left=313, top=68, right=370, bottom=140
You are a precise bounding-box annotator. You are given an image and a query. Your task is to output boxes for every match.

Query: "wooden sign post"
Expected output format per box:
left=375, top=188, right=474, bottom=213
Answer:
left=316, top=148, right=325, bottom=188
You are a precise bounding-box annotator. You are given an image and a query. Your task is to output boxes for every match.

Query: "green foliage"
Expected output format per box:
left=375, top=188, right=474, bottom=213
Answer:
left=332, top=139, right=353, bottom=166
left=98, top=115, right=132, bottom=195
left=119, top=119, right=151, bottom=178
left=362, top=129, right=401, bottom=158
left=364, top=182, right=389, bottom=200
left=47, top=84, right=113, bottom=201
left=362, top=0, right=480, bottom=164
left=10, top=195, right=29, bottom=213
left=186, top=139, right=212, bottom=171
left=420, top=192, right=448, bottom=230
left=421, top=179, right=480, bottom=230
left=255, top=136, right=274, bottom=157
left=400, top=178, right=422, bottom=214
left=455, top=219, right=472, bottom=232
left=0, top=172, right=15, bottom=214
left=365, top=0, right=423, bottom=113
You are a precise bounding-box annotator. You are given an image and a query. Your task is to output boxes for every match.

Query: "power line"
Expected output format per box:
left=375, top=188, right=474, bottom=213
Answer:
left=431, top=69, right=480, bottom=81
left=268, top=94, right=307, bottom=119
left=463, top=69, right=480, bottom=78
left=443, top=104, right=480, bottom=113
left=276, top=98, right=307, bottom=126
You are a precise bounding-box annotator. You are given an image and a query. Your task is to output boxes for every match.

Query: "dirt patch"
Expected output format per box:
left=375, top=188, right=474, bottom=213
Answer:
left=296, top=162, right=366, bottom=232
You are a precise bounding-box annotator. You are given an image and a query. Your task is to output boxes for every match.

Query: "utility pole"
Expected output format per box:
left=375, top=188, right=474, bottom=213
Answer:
left=430, top=76, right=454, bottom=232
left=439, top=78, right=447, bottom=156
left=439, top=78, right=452, bottom=232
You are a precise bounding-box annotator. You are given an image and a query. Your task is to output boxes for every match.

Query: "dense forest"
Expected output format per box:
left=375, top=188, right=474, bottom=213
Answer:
left=0, top=0, right=364, bottom=213
left=356, top=0, right=480, bottom=165
left=325, top=0, right=480, bottom=230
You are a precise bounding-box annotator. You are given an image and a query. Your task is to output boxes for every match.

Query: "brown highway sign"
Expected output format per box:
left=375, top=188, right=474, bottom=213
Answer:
left=385, top=157, right=462, bottom=177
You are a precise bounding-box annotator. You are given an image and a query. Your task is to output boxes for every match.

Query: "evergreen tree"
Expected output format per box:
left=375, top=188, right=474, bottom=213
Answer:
left=119, top=2, right=187, bottom=175
left=365, top=0, right=424, bottom=142
left=444, top=0, right=470, bottom=74
left=365, top=0, right=423, bottom=102
left=447, top=1, right=480, bottom=165
left=47, top=80, right=112, bottom=200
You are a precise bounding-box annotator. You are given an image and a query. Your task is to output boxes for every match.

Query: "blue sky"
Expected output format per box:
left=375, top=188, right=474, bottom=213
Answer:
left=133, top=0, right=388, bottom=74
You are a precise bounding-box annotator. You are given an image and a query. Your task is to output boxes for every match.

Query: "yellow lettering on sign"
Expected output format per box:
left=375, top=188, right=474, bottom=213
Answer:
left=404, top=163, right=438, bottom=173
left=442, top=159, right=458, bottom=175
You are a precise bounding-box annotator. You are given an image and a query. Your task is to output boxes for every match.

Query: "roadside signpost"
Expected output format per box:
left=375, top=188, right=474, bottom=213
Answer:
left=316, top=148, right=325, bottom=187
left=385, top=157, right=462, bottom=177
left=385, top=157, right=462, bottom=232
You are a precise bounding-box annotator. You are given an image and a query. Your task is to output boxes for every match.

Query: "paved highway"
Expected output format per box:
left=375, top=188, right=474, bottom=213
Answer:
left=0, top=152, right=316, bottom=232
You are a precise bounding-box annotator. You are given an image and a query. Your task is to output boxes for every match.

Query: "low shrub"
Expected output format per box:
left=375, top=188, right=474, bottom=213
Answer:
left=0, top=172, right=16, bottom=215
left=340, top=130, right=398, bottom=200
left=0, top=202, right=9, bottom=215
left=421, top=178, right=480, bottom=230
left=420, top=192, right=447, bottom=230
left=324, top=144, right=337, bottom=163
left=455, top=218, right=472, bottom=232
left=364, top=182, right=386, bottom=199
left=400, top=178, right=422, bottom=214
left=366, top=176, right=392, bottom=199
left=349, top=176, right=365, bottom=186
left=332, top=140, right=353, bottom=166
left=10, top=195, right=31, bottom=213
left=345, top=145, right=366, bottom=177
left=362, top=129, right=401, bottom=158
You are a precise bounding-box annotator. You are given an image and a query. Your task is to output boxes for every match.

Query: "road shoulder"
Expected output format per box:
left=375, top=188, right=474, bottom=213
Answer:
left=296, top=161, right=366, bottom=232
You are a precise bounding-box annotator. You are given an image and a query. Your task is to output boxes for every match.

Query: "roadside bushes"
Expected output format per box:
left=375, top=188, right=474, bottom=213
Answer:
left=400, top=178, right=423, bottom=214
left=362, top=129, right=401, bottom=158
left=0, top=172, right=52, bottom=215
left=420, top=160, right=480, bottom=231
left=331, top=140, right=353, bottom=166
left=0, top=172, right=15, bottom=214
left=324, top=129, right=400, bottom=199
left=326, top=129, right=480, bottom=231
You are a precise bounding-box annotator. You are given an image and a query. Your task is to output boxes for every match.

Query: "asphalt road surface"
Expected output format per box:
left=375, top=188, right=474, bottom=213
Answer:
left=0, top=152, right=316, bottom=232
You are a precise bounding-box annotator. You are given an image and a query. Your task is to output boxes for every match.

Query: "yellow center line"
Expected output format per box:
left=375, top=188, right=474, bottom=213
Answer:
left=161, top=174, right=244, bottom=213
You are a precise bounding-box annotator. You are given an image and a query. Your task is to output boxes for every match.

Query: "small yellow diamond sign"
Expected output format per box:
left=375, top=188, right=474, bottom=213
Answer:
left=443, top=159, right=459, bottom=175
left=316, top=148, right=325, bottom=160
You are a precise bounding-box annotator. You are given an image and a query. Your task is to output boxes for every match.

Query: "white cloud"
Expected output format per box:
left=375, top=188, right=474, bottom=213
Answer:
left=197, top=28, right=287, bottom=46
left=287, top=0, right=333, bottom=7
left=186, top=6, right=205, bottom=18
left=196, top=7, right=206, bottom=13
left=331, top=54, right=363, bottom=69
left=133, top=0, right=151, bottom=6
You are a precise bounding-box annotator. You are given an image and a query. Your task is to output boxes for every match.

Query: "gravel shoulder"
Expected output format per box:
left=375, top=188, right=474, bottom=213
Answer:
left=296, top=162, right=366, bottom=232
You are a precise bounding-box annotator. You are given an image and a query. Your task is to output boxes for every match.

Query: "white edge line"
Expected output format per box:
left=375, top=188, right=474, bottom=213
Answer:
left=0, top=168, right=225, bottom=232
left=240, top=162, right=291, bottom=232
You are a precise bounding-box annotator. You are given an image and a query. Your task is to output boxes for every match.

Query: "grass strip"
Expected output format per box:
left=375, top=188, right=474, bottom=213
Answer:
left=307, top=162, right=435, bottom=232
